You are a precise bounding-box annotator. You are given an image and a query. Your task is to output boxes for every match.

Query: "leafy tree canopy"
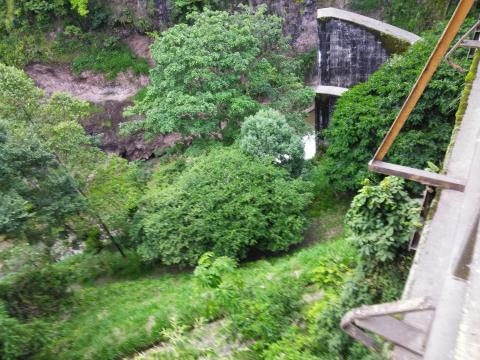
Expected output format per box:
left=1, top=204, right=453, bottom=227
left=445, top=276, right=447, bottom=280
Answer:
left=132, top=147, right=313, bottom=266
left=239, top=108, right=304, bottom=174
left=123, top=7, right=313, bottom=139
left=323, top=27, right=468, bottom=192
left=0, top=64, right=141, bottom=252
left=1, top=0, right=89, bottom=30
left=0, top=124, right=83, bottom=245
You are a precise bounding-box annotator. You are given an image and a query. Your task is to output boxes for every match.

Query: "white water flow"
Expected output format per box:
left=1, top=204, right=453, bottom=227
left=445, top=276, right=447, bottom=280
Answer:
left=303, top=133, right=316, bottom=160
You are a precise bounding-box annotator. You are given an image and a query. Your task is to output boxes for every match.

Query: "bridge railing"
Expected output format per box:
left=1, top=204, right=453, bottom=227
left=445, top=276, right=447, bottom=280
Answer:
left=368, top=0, right=476, bottom=192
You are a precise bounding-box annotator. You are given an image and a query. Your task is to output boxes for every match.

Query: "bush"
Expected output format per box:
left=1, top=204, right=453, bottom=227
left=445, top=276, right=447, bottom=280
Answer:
left=345, top=176, right=420, bottom=263
left=312, top=177, right=419, bottom=358
left=240, top=108, right=304, bottom=174
left=263, top=334, right=320, bottom=360
left=351, top=0, right=455, bottom=32
left=323, top=26, right=469, bottom=192
left=227, top=276, right=304, bottom=351
left=71, top=44, right=149, bottom=80
left=0, top=302, right=50, bottom=360
left=0, top=249, right=154, bottom=322
left=56, top=251, right=153, bottom=284
left=0, top=264, right=73, bottom=320
left=314, top=263, right=407, bottom=360
left=132, top=147, right=313, bottom=266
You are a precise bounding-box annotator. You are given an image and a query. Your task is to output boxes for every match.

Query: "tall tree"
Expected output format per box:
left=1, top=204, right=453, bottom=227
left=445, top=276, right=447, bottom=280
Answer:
left=123, top=6, right=313, bottom=140
left=0, top=64, right=141, bottom=255
left=0, top=123, right=83, bottom=248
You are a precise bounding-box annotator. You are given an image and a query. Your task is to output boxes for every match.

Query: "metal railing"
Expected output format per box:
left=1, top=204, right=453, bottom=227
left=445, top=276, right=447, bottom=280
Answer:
left=368, top=0, right=476, bottom=192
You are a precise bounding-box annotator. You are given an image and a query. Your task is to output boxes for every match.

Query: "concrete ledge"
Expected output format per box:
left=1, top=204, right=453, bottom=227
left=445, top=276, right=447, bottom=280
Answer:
left=315, top=85, right=349, bottom=96
left=392, top=52, right=480, bottom=360
left=317, top=8, right=421, bottom=45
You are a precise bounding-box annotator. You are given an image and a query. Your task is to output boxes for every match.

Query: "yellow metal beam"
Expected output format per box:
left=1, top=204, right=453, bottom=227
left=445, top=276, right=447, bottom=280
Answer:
left=372, top=0, right=475, bottom=162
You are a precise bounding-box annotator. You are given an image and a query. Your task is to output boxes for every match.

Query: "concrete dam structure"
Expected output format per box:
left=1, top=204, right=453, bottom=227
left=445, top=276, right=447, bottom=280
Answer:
left=313, top=8, right=420, bottom=143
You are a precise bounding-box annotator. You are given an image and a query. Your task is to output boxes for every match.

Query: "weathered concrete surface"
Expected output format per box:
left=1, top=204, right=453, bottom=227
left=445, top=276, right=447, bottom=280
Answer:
left=392, top=60, right=480, bottom=359
left=454, top=223, right=480, bottom=360
left=317, top=8, right=421, bottom=44
left=315, top=85, right=348, bottom=96
left=313, top=8, right=420, bottom=136
left=250, top=0, right=350, bottom=52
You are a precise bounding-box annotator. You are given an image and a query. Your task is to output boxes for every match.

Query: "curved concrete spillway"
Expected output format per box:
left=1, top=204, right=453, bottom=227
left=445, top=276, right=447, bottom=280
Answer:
left=315, top=85, right=348, bottom=96
left=316, top=7, right=421, bottom=90
left=317, top=8, right=421, bottom=45
left=311, top=7, right=421, bottom=151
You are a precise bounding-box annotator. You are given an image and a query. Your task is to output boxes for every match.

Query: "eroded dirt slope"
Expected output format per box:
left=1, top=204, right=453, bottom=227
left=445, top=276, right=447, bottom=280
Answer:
left=26, top=62, right=180, bottom=160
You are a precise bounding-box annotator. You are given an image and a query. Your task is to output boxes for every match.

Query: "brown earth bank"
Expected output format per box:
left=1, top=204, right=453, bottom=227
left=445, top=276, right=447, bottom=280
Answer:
left=25, top=62, right=181, bottom=160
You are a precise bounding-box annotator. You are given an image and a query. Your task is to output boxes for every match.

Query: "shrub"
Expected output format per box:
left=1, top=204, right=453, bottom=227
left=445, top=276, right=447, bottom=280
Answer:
left=351, top=0, right=454, bottom=33
left=313, top=177, right=419, bottom=358
left=71, top=45, right=149, bottom=80
left=323, top=27, right=469, bottom=192
left=263, top=334, right=320, bottom=360
left=0, top=264, right=74, bottom=320
left=345, top=176, right=420, bottom=263
left=314, top=263, right=407, bottom=360
left=56, top=251, right=153, bottom=284
left=240, top=108, right=304, bottom=174
left=194, top=252, right=237, bottom=289
left=227, top=275, right=304, bottom=350
left=132, top=147, right=313, bottom=266
left=0, top=302, right=50, bottom=360
left=169, top=0, right=230, bottom=20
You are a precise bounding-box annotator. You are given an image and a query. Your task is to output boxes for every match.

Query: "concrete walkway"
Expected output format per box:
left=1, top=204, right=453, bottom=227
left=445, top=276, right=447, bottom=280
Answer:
left=393, top=62, right=480, bottom=359
left=317, top=8, right=421, bottom=45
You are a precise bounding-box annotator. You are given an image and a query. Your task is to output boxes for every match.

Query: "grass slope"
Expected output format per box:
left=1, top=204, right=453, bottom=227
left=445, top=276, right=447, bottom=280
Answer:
left=36, top=168, right=351, bottom=360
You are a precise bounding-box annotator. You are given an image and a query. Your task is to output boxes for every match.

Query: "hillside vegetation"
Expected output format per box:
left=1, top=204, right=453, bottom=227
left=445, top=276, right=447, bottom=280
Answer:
left=0, top=1, right=476, bottom=359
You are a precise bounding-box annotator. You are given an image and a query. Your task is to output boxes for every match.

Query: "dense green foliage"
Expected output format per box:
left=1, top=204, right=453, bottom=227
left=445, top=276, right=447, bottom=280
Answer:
left=0, top=124, right=83, bottom=246
left=324, top=27, right=468, bottom=192
left=71, top=43, right=149, bottom=80
left=170, top=0, right=231, bottom=20
left=133, top=148, right=313, bottom=265
left=0, top=64, right=142, bottom=255
left=0, top=264, right=73, bottom=320
left=0, top=0, right=89, bottom=30
left=0, top=303, right=49, bottom=360
left=313, top=177, right=419, bottom=359
left=0, top=0, right=148, bottom=78
left=0, top=249, right=153, bottom=320
left=0, top=2, right=471, bottom=359
left=345, top=177, right=420, bottom=262
left=351, top=0, right=454, bottom=32
left=54, top=29, right=149, bottom=78
left=124, top=7, right=313, bottom=139
left=34, top=233, right=351, bottom=359
left=240, top=108, right=304, bottom=174
left=0, top=0, right=94, bottom=66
